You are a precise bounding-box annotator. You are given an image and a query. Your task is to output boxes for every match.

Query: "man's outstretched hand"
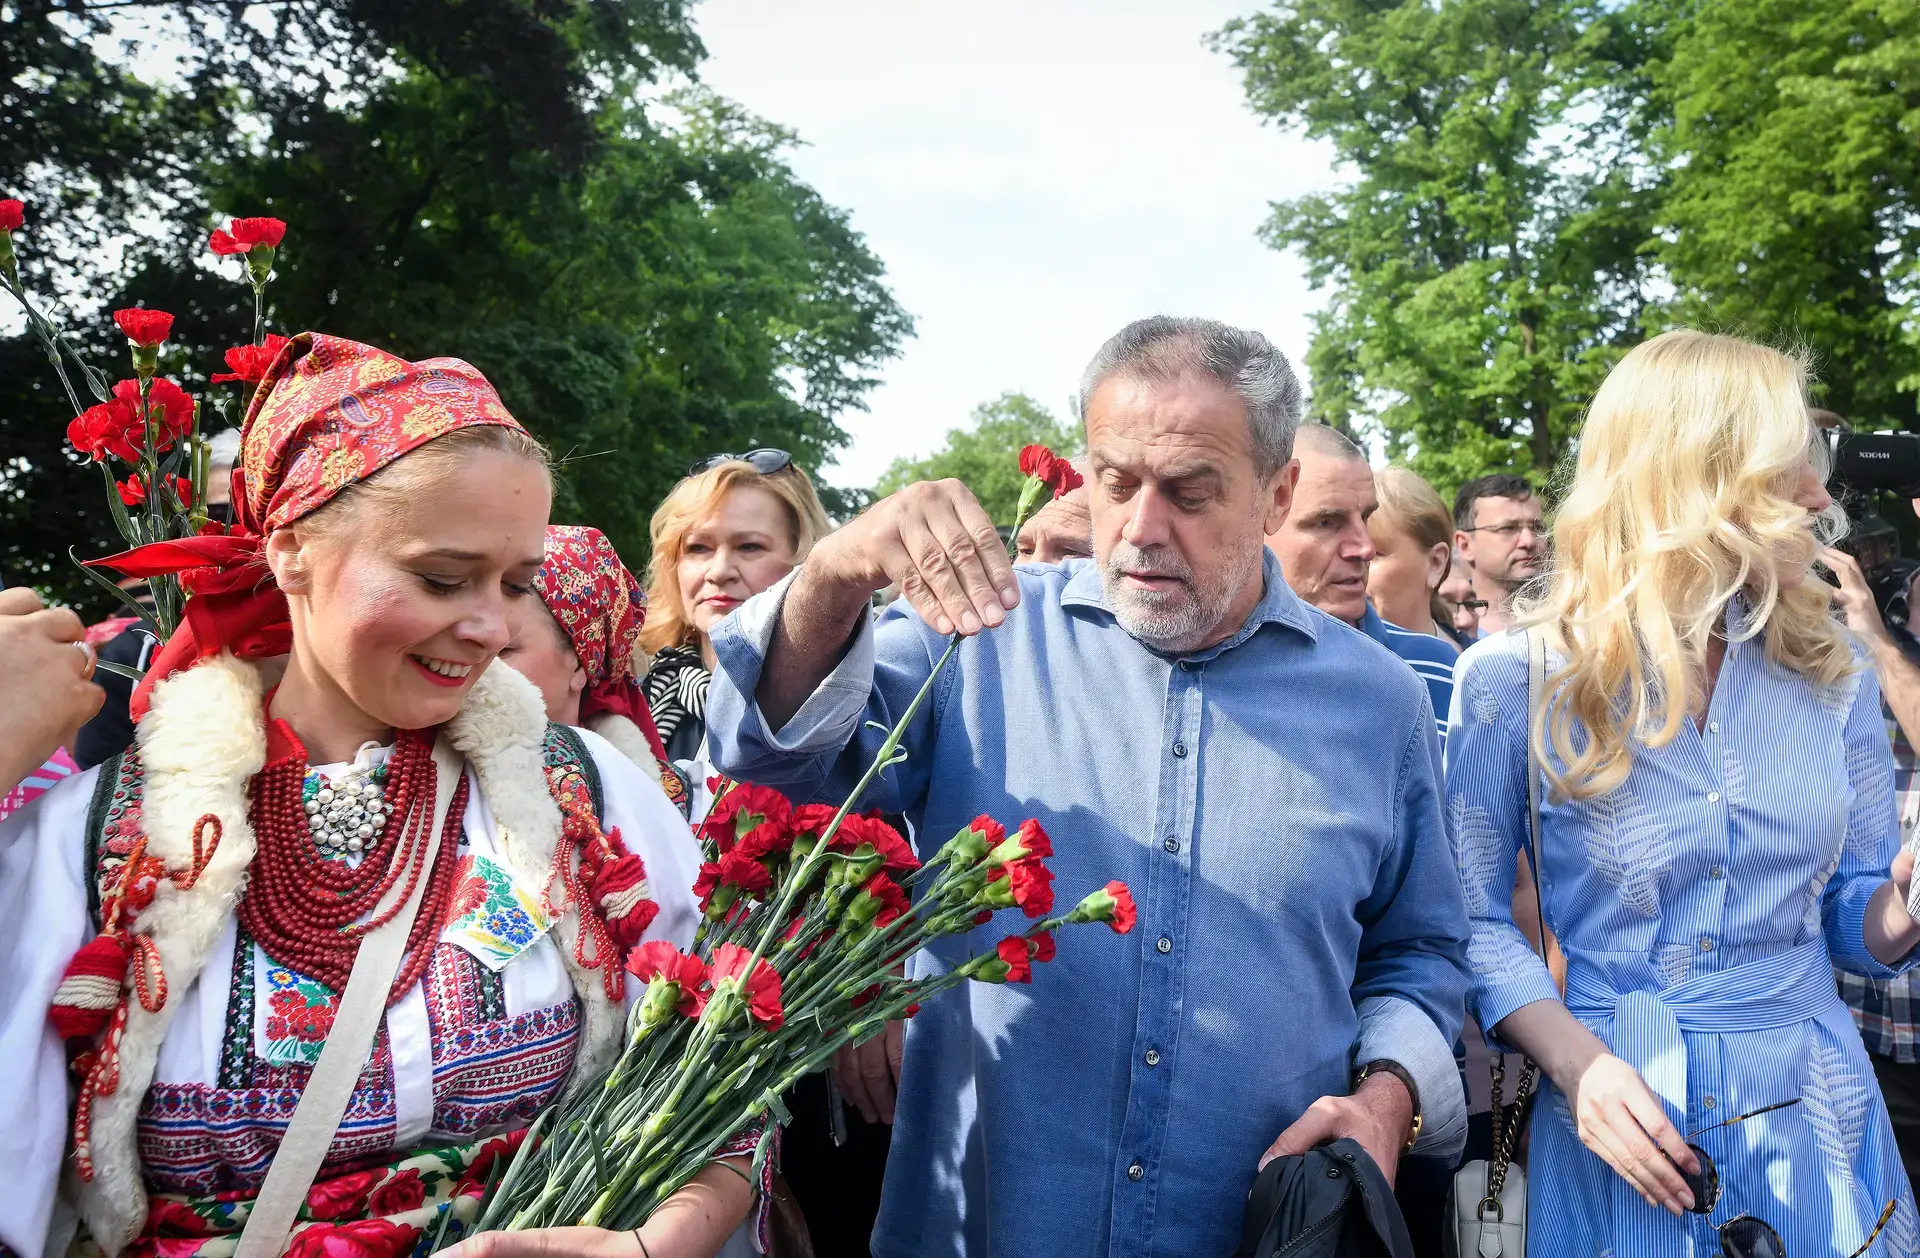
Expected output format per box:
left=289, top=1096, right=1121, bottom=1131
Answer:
left=1257, top=1070, right=1413, bottom=1186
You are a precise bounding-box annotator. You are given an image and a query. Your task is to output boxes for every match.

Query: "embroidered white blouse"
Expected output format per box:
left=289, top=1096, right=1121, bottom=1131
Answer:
left=0, top=727, right=702, bottom=1258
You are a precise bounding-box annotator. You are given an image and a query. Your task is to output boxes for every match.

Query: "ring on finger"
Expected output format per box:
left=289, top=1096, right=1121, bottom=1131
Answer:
left=74, top=640, right=97, bottom=681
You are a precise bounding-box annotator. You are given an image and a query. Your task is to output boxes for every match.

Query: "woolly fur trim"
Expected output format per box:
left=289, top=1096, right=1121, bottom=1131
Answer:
left=76, top=658, right=623, bottom=1253
left=585, top=712, right=663, bottom=783
left=76, top=653, right=265, bottom=1256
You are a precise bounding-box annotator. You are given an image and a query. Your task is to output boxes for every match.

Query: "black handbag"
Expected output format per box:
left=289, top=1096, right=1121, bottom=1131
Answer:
left=1234, top=1138, right=1417, bottom=1258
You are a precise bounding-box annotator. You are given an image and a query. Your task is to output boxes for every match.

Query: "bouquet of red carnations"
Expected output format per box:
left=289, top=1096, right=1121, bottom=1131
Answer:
left=462, top=446, right=1131, bottom=1234
left=0, top=198, right=287, bottom=647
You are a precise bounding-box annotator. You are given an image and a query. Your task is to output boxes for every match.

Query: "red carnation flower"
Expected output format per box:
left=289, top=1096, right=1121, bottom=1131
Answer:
left=1069, top=880, right=1138, bottom=934
left=117, top=476, right=193, bottom=509
left=209, top=216, right=287, bottom=255
left=700, top=782, right=793, bottom=855
left=1107, top=881, right=1137, bottom=933
left=67, top=399, right=143, bottom=463
left=0, top=200, right=23, bottom=233
left=692, top=847, right=774, bottom=912
left=790, top=802, right=841, bottom=842
left=847, top=871, right=911, bottom=928
left=830, top=811, right=921, bottom=872
left=995, top=935, right=1034, bottom=984
left=212, top=333, right=291, bottom=384
left=1031, top=930, right=1057, bottom=964
left=113, top=307, right=173, bottom=347
left=1019, top=443, right=1083, bottom=499
left=986, top=855, right=1055, bottom=918
left=112, top=377, right=194, bottom=448
left=626, top=940, right=709, bottom=1016
left=990, top=817, right=1053, bottom=865
left=710, top=943, right=785, bottom=1031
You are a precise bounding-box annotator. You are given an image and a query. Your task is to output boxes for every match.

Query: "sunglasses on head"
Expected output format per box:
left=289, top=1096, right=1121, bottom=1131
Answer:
left=1664, top=1098, right=1898, bottom=1258
left=688, top=448, right=794, bottom=477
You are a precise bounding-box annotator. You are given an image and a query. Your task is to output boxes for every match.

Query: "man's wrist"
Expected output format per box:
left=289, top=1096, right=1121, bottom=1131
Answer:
left=1354, top=1060, right=1421, bottom=1152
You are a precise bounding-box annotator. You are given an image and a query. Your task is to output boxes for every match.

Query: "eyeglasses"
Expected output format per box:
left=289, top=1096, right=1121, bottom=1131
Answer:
left=687, top=448, right=793, bottom=477
left=1459, top=520, right=1546, bottom=540
left=1666, top=1098, right=1897, bottom=1257
left=1456, top=598, right=1491, bottom=613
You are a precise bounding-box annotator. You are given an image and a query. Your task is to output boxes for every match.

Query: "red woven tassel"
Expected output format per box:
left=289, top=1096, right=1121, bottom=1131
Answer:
left=50, top=932, right=133, bottom=1041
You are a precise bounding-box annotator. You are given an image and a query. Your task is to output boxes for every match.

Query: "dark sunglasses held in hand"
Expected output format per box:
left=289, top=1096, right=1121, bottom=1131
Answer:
left=687, top=448, right=793, bottom=477
left=1663, top=1098, right=1897, bottom=1257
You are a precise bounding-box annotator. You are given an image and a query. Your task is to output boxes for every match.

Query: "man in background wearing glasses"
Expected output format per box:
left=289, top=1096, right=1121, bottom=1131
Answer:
left=1451, top=473, right=1547, bottom=635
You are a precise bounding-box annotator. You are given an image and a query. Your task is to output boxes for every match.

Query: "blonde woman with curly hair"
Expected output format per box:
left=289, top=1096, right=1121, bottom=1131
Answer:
left=1447, top=330, right=1920, bottom=1256
left=640, top=451, right=831, bottom=816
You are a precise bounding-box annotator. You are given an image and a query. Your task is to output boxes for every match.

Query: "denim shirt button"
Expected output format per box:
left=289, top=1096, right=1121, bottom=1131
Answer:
left=1157, top=936, right=1173, bottom=954
left=1172, top=741, right=1188, bottom=758
left=1127, top=1161, right=1145, bottom=1182
left=1163, top=836, right=1180, bottom=854
left=1145, top=1048, right=1161, bottom=1067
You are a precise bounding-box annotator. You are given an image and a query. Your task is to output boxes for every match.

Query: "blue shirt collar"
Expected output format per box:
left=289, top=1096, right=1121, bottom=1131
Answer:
left=1059, top=548, right=1320, bottom=658
left=1359, top=603, right=1391, bottom=646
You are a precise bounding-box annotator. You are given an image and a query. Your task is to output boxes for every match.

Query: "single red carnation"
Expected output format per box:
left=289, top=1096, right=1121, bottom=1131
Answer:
left=625, top=940, right=709, bottom=1016
left=113, top=307, right=173, bottom=347
left=212, top=333, right=291, bottom=384
left=790, top=802, right=841, bottom=840
left=701, top=782, right=793, bottom=855
left=0, top=199, right=23, bottom=232
left=67, top=399, right=143, bottom=463
left=117, top=476, right=193, bottom=509
left=987, top=856, right=1055, bottom=918
left=1030, top=931, right=1057, bottom=964
left=693, top=848, right=773, bottom=911
left=830, top=811, right=920, bottom=872
left=849, top=871, right=911, bottom=928
left=995, top=935, right=1033, bottom=984
left=710, top=942, right=785, bottom=1030
left=111, top=377, right=194, bottom=448
left=1013, top=819, right=1053, bottom=860
left=1019, top=443, right=1083, bottom=499
left=210, top=216, right=287, bottom=255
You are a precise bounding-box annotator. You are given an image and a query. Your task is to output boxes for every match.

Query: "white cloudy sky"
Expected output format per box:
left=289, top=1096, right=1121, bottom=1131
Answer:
left=690, top=0, right=1338, bottom=490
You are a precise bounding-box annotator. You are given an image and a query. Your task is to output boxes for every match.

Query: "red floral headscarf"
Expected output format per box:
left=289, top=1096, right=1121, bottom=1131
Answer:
left=536, top=525, right=669, bottom=762
left=98, top=332, right=527, bottom=716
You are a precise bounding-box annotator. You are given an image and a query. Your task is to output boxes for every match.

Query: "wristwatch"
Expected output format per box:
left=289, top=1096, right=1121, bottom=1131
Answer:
left=1354, top=1058, right=1423, bottom=1152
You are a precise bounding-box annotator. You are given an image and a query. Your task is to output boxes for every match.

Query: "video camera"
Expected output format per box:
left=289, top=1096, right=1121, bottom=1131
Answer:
left=1830, top=430, right=1920, bottom=627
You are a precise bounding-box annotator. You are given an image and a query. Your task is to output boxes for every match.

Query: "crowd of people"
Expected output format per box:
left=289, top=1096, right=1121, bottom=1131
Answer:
left=0, top=316, right=1916, bottom=1258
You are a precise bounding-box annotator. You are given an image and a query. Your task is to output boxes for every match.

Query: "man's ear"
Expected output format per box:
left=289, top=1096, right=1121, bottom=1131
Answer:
left=1261, top=459, right=1301, bottom=538
left=568, top=654, right=589, bottom=700
left=264, top=526, right=313, bottom=596
left=1453, top=528, right=1474, bottom=567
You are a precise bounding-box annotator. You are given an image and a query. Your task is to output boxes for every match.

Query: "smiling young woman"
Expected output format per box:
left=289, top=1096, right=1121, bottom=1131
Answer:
left=0, top=335, right=753, bottom=1258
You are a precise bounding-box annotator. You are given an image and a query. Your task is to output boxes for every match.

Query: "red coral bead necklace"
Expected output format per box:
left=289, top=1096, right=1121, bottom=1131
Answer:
left=238, top=726, right=465, bottom=1001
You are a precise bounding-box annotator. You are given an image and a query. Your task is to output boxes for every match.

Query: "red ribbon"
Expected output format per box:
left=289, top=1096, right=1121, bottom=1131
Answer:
left=88, top=529, right=291, bottom=719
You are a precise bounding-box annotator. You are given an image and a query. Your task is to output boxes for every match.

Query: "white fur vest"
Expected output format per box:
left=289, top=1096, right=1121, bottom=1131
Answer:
left=74, top=654, right=626, bottom=1256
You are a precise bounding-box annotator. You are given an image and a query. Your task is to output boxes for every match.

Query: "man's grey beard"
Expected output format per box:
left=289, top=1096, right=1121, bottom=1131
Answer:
left=1098, top=539, right=1256, bottom=654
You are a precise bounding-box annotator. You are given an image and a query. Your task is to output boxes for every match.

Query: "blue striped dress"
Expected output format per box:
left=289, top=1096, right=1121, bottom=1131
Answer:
left=1447, top=626, right=1920, bottom=1257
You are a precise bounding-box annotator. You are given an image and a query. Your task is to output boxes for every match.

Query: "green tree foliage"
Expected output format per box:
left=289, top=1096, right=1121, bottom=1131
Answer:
left=1213, top=0, right=1656, bottom=496
left=875, top=393, right=1082, bottom=526
left=1, top=1, right=907, bottom=607
left=1646, top=0, right=1920, bottom=427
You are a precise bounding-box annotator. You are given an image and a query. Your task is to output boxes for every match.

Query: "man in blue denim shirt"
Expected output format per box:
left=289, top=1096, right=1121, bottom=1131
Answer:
left=708, top=317, right=1471, bottom=1257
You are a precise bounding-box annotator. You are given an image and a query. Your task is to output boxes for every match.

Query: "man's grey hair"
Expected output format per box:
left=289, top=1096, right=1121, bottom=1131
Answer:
left=1077, top=316, right=1304, bottom=475
left=1293, top=422, right=1366, bottom=463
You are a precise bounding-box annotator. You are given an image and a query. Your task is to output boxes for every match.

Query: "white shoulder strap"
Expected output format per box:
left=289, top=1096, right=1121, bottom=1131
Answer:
left=235, top=735, right=463, bottom=1258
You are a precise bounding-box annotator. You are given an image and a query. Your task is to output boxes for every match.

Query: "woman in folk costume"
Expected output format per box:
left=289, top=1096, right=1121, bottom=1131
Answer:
left=0, top=334, right=757, bottom=1258
left=1448, top=330, right=1920, bottom=1256
left=500, top=526, right=689, bottom=815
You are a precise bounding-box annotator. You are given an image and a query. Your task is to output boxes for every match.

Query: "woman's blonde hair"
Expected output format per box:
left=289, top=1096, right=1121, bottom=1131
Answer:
left=641, top=460, right=833, bottom=653
left=1528, top=329, right=1852, bottom=800
left=1374, top=466, right=1455, bottom=628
